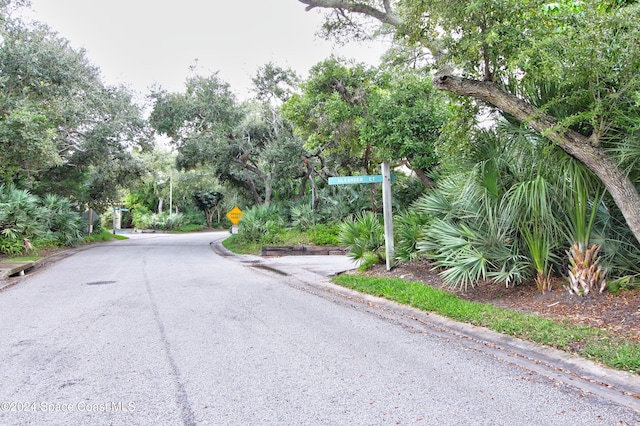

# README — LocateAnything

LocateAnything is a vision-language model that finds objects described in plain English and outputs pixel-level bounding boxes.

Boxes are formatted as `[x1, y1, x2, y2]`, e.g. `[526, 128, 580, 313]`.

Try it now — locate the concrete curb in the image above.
[212, 238, 640, 413]
[0, 245, 95, 290]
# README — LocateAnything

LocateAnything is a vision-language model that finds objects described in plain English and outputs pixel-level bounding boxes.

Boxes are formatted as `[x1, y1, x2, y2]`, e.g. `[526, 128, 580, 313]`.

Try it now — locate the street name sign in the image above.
[329, 175, 383, 185]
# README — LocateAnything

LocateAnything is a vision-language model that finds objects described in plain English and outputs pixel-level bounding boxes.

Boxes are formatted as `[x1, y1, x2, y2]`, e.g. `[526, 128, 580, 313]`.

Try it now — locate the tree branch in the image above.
[433, 74, 640, 244]
[298, 0, 402, 26]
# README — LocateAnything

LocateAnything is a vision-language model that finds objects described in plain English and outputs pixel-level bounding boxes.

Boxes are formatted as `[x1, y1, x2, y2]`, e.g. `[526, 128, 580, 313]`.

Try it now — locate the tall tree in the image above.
[150, 71, 308, 206]
[282, 57, 380, 175]
[0, 5, 148, 208]
[295, 0, 640, 245]
[283, 58, 448, 185]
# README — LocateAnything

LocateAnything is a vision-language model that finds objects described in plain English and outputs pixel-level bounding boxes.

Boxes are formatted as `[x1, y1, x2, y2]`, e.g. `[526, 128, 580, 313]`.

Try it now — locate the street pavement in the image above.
[0, 231, 638, 425]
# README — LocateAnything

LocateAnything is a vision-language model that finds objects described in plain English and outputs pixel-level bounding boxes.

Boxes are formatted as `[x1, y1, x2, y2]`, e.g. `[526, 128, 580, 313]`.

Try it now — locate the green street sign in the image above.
[329, 175, 383, 185]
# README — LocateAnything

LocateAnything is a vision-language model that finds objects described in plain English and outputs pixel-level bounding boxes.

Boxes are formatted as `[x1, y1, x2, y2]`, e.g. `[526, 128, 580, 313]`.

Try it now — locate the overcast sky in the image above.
[24, 0, 387, 100]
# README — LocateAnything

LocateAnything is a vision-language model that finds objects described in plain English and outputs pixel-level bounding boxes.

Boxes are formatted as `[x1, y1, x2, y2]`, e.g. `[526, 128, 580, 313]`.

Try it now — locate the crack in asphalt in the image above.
[142, 256, 197, 426]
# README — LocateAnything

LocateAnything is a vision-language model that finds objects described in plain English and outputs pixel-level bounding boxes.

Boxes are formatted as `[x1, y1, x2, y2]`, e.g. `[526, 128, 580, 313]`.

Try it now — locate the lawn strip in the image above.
[333, 274, 640, 374]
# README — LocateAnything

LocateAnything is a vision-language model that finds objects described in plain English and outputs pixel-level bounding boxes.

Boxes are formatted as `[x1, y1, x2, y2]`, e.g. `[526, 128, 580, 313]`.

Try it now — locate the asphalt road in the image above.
[0, 232, 638, 425]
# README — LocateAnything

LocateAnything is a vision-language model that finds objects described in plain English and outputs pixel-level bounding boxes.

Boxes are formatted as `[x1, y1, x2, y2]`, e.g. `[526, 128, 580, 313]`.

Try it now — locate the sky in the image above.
[24, 0, 388, 100]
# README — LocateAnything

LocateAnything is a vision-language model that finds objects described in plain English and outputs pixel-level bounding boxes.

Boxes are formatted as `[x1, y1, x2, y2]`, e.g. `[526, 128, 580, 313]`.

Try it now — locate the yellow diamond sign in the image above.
[226, 206, 243, 225]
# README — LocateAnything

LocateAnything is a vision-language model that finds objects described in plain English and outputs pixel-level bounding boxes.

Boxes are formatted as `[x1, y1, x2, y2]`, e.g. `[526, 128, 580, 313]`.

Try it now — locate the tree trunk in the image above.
[434, 75, 640, 246]
[412, 167, 434, 189]
[205, 209, 213, 228]
[297, 0, 640, 245]
[242, 167, 263, 204]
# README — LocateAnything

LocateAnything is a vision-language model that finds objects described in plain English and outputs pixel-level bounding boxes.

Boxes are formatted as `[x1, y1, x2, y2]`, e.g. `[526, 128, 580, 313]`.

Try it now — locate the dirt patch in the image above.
[364, 258, 640, 343]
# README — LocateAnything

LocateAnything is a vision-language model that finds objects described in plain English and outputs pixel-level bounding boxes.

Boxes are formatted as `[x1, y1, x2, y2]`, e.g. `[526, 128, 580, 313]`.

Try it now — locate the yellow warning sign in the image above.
[226, 206, 243, 225]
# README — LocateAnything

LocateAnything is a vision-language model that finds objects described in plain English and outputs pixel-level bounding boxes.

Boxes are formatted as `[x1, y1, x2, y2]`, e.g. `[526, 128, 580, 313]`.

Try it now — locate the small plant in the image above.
[308, 223, 340, 246]
[291, 203, 315, 231]
[237, 204, 285, 245]
[566, 243, 607, 295]
[338, 211, 385, 267]
[394, 210, 429, 262]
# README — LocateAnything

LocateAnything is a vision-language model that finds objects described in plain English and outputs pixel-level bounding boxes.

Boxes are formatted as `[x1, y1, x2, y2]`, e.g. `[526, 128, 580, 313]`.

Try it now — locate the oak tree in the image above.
[296, 0, 640, 245]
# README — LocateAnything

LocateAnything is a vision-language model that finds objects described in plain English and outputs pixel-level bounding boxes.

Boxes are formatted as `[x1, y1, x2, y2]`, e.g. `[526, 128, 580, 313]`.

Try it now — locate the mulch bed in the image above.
[364, 258, 640, 343]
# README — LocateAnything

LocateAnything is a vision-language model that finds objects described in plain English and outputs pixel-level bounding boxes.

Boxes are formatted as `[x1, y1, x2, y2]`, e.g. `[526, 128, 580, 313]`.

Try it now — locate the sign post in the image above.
[381, 162, 395, 271]
[226, 206, 243, 234]
[329, 167, 395, 271]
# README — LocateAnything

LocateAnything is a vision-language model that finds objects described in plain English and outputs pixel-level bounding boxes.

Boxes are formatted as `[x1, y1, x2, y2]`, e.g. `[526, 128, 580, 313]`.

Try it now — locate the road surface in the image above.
[0, 232, 638, 425]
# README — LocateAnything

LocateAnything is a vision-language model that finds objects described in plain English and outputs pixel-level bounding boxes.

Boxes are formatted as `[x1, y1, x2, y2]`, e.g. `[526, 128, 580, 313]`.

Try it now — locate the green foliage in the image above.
[236, 204, 286, 245]
[394, 210, 429, 263]
[0, 184, 43, 242]
[316, 185, 375, 222]
[283, 59, 451, 187]
[0, 10, 148, 203]
[150, 72, 310, 206]
[40, 193, 84, 246]
[414, 165, 530, 290]
[308, 223, 340, 246]
[504, 175, 559, 292]
[361, 70, 448, 177]
[391, 174, 428, 211]
[134, 212, 185, 231]
[193, 190, 224, 228]
[607, 275, 640, 295]
[338, 211, 385, 266]
[290, 202, 315, 232]
[84, 229, 124, 243]
[0, 184, 84, 255]
[173, 224, 206, 233]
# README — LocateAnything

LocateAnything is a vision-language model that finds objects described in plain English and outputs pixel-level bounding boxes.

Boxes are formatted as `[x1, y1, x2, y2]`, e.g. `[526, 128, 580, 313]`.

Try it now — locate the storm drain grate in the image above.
[84, 280, 116, 286]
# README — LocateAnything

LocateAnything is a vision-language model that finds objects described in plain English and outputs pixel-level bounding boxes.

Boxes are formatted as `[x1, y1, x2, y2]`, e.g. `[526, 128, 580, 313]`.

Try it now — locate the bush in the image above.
[0, 185, 84, 255]
[134, 212, 186, 231]
[237, 204, 285, 245]
[291, 203, 315, 231]
[338, 211, 385, 266]
[40, 194, 84, 246]
[309, 223, 340, 245]
[394, 210, 429, 262]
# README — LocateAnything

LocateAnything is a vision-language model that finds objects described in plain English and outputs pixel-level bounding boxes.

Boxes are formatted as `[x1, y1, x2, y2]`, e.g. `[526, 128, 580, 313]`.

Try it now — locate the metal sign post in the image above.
[381, 162, 395, 271]
[226, 206, 243, 234]
[328, 166, 395, 271]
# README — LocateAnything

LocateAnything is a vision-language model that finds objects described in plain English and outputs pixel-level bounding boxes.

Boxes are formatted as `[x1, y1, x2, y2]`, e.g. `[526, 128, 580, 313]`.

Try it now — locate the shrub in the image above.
[134, 212, 185, 231]
[309, 223, 340, 245]
[237, 204, 285, 245]
[338, 211, 385, 266]
[291, 203, 315, 231]
[0, 185, 85, 255]
[394, 210, 429, 263]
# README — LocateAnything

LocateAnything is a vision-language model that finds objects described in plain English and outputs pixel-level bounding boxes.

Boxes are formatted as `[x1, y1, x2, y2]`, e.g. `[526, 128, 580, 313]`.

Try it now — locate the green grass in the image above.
[223, 227, 342, 255]
[84, 230, 129, 243]
[333, 274, 640, 374]
[4, 256, 39, 262]
[222, 234, 262, 255]
[172, 224, 207, 233]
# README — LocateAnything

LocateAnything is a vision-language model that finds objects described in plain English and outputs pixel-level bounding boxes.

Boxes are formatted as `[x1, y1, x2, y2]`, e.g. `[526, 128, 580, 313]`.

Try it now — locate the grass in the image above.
[172, 224, 207, 233]
[84, 230, 128, 243]
[333, 274, 640, 374]
[4, 256, 39, 262]
[222, 227, 341, 255]
[222, 234, 261, 254]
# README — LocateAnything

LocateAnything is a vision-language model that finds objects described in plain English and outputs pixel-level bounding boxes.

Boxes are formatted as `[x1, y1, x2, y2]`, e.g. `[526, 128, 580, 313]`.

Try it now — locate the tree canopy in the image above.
[295, 0, 640, 245]
[0, 6, 149, 209]
[283, 57, 450, 185]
